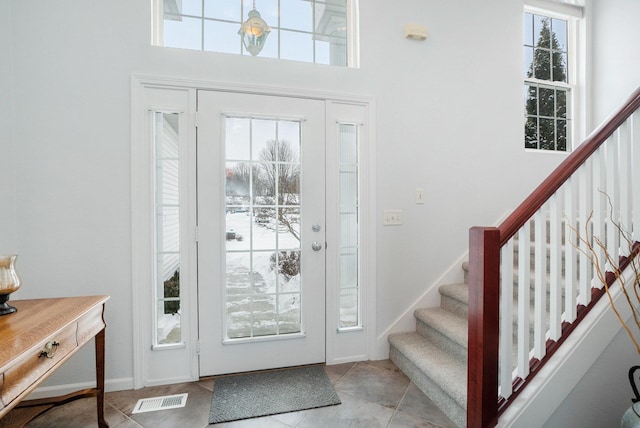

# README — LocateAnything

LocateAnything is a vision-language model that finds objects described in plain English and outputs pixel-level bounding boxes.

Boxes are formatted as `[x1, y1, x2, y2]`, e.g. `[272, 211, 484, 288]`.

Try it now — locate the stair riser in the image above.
[440, 294, 468, 318]
[415, 319, 467, 361]
[390, 346, 466, 428]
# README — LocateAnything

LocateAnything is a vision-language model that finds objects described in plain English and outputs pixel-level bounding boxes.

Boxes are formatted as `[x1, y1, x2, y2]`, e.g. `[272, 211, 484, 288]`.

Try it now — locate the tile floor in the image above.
[21, 360, 457, 428]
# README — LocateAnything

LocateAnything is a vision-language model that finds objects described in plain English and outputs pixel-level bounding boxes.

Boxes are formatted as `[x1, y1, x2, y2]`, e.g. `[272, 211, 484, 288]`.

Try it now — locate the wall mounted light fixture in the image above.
[404, 24, 428, 41]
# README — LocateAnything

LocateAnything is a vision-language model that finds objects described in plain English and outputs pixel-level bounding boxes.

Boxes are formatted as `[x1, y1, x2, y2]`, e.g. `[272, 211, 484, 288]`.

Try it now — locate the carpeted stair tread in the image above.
[439, 283, 469, 304]
[388, 332, 467, 405]
[462, 261, 469, 283]
[439, 283, 469, 318]
[388, 332, 466, 427]
[414, 307, 468, 353]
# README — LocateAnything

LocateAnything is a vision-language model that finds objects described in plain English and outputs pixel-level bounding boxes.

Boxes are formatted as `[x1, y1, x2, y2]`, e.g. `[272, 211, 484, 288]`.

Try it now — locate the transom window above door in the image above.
[153, 0, 359, 67]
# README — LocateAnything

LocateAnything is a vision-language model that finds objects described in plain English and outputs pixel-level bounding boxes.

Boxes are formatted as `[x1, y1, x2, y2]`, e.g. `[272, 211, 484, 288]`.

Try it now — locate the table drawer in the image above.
[1, 322, 78, 406]
[76, 305, 105, 346]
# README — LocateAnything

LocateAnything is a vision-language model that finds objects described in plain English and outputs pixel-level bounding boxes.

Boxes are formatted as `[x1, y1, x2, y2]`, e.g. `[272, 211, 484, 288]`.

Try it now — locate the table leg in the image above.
[95, 328, 108, 428]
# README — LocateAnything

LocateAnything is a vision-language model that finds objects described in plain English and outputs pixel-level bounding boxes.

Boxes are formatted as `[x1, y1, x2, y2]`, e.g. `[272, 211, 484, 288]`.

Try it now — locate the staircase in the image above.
[388, 254, 552, 428]
[389, 87, 640, 428]
[389, 279, 469, 428]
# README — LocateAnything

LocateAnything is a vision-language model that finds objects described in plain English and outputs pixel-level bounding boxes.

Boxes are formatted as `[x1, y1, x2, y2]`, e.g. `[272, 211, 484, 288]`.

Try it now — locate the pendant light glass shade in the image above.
[239, 7, 271, 56]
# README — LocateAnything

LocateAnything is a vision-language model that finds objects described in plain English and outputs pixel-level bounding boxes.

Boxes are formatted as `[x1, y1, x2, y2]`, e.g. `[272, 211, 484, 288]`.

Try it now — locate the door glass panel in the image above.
[154, 112, 182, 345]
[225, 117, 302, 339]
[251, 119, 276, 159]
[278, 120, 301, 163]
[338, 123, 359, 328]
[226, 118, 251, 160]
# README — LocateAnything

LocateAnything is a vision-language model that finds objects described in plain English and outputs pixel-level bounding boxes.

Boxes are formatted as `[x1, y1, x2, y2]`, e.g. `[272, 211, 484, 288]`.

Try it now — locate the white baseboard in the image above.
[327, 354, 369, 365]
[372, 251, 468, 360]
[141, 375, 198, 388]
[26, 377, 135, 400]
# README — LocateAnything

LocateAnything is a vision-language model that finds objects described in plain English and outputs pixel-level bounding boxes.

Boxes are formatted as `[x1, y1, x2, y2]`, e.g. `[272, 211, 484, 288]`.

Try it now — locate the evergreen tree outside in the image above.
[524, 14, 569, 151]
[163, 269, 180, 315]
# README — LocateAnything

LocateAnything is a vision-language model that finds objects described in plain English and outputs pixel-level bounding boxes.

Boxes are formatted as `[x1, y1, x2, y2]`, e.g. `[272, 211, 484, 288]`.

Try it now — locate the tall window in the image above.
[524, 11, 573, 151]
[154, 112, 182, 345]
[154, 0, 358, 67]
[338, 123, 360, 328]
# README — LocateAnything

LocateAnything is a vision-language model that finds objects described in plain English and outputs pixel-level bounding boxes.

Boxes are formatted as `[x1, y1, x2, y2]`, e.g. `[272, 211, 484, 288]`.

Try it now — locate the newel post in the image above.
[467, 227, 500, 428]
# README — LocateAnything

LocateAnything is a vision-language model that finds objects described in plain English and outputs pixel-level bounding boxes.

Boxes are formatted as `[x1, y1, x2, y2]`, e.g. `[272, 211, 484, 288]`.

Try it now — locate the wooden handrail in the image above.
[467, 86, 640, 428]
[499, 87, 640, 245]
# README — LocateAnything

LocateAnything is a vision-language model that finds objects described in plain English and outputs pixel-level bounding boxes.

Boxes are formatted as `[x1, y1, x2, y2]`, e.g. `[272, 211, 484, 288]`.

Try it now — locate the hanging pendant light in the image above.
[239, 0, 271, 56]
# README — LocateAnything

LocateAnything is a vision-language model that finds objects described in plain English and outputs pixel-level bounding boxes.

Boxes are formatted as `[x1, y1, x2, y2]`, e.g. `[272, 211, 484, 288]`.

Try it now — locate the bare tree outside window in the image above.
[257, 139, 300, 241]
[231, 139, 300, 242]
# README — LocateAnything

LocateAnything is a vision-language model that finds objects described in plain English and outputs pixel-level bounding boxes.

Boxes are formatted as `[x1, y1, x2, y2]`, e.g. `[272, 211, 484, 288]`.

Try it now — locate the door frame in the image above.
[131, 75, 377, 387]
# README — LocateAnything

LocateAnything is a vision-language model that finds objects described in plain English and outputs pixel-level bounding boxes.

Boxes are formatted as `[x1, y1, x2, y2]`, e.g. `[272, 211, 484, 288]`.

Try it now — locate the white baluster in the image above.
[619, 120, 632, 253]
[534, 208, 547, 360]
[593, 149, 605, 288]
[517, 223, 531, 379]
[632, 112, 640, 242]
[550, 193, 562, 341]
[606, 133, 620, 265]
[579, 161, 593, 304]
[500, 239, 514, 398]
[564, 176, 577, 322]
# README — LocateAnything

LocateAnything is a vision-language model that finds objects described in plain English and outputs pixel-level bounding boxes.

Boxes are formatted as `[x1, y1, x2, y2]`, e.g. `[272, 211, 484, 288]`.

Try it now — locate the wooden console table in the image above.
[0, 296, 109, 427]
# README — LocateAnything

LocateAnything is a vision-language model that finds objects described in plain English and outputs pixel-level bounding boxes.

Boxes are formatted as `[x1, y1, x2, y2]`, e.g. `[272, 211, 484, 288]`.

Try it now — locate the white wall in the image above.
[590, 0, 640, 125]
[542, 325, 638, 428]
[364, 0, 569, 342]
[6, 0, 569, 389]
[0, 0, 16, 255]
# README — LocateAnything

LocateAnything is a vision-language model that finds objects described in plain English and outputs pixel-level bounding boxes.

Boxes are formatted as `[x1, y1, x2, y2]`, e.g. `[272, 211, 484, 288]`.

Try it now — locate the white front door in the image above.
[197, 91, 326, 376]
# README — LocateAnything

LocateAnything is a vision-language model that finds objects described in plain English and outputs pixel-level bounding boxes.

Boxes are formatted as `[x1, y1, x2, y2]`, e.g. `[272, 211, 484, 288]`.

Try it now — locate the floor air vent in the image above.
[132, 393, 188, 414]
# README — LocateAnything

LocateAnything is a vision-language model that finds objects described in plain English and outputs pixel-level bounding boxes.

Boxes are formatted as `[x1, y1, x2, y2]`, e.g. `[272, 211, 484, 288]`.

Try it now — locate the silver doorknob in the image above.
[312, 242, 323, 251]
[312, 224, 321, 232]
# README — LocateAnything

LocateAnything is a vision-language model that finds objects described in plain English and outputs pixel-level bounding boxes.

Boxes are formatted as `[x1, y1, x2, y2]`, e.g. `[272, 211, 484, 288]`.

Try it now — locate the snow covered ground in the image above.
[157, 210, 358, 343]
[224, 211, 302, 338]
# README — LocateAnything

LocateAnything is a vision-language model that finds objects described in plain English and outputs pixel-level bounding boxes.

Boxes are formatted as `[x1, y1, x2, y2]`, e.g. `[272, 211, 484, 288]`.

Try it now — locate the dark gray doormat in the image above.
[209, 365, 341, 424]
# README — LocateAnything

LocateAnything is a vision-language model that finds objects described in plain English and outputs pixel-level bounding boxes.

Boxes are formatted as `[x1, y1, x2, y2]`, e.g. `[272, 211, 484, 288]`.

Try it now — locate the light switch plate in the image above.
[383, 210, 403, 225]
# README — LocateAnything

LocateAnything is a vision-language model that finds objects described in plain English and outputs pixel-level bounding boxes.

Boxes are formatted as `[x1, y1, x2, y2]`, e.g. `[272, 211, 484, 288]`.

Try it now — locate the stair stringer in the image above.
[498, 269, 636, 427]
[372, 251, 468, 360]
